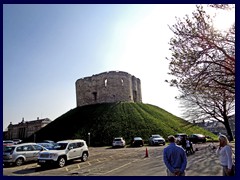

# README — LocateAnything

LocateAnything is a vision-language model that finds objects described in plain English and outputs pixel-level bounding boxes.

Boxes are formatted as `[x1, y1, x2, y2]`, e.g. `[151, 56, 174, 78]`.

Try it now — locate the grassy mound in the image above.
[26, 102, 217, 146]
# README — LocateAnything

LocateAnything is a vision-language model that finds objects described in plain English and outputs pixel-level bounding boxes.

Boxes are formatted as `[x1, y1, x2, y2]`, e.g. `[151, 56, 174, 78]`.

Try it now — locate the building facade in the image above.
[4, 118, 51, 140]
[76, 71, 142, 107]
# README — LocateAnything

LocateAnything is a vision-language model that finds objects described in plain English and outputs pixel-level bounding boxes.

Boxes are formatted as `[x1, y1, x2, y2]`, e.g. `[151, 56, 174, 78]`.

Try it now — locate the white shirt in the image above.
[216, 145, 233, 169]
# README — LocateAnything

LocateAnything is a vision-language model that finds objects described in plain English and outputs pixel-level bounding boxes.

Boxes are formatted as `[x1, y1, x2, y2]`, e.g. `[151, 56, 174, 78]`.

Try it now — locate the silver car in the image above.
[149, 134, 166, 146]
[3, 142, 48, 166]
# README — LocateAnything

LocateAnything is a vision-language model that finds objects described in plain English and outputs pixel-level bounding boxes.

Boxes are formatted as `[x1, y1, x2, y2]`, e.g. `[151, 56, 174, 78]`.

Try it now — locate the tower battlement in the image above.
[75, 71, 142, 107]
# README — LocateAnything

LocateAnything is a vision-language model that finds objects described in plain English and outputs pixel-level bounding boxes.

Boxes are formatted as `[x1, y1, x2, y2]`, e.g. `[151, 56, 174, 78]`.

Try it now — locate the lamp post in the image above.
[88, 132, 90, 146]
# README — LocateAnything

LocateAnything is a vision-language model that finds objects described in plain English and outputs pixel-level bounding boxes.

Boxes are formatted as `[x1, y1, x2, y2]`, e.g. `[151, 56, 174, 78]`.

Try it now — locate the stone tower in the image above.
[75, 71, 142, 107]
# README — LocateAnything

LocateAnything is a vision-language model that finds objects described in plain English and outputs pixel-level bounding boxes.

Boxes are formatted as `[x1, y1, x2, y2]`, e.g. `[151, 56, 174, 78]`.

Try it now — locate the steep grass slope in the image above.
[27, 102, 217, 146]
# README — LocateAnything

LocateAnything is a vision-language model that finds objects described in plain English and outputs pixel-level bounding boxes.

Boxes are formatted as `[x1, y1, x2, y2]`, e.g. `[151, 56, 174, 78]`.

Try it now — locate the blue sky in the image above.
[3, 4, 235, 131]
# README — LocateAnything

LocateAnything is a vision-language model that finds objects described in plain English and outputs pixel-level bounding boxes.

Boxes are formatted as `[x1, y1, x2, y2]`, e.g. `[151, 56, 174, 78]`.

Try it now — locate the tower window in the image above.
[92, 92, 97, 101]
[104, 79, 108, 87]
[121, 79, 124, 86]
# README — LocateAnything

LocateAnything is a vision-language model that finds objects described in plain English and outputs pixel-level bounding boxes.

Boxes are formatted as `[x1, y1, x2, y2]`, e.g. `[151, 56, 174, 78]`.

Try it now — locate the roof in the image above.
[57, 139, 85, 143]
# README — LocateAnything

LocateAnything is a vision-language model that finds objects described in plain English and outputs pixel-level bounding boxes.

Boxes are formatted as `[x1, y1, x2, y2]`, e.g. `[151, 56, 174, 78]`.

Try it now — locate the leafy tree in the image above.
[166, 4, 235, 140]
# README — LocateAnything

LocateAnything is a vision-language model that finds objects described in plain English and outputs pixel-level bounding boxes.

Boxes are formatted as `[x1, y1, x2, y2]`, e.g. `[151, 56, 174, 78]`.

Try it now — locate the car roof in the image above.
[57, 139, 85, 143]
[133, 137, 142, 140]
[192, 134, 205, 136]
[152, 134, 161, 136]
[9, 142, 39, 147]
[3, 140, 14, 143]
[37, 142, 54, 145]
[175, 133, 187, 136]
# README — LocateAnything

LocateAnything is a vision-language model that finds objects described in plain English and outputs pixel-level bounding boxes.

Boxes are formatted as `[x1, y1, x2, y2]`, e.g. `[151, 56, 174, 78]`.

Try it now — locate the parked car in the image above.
[188, 134, 207, 144]
[131, 137, 144, 147]
[43, 140, 55, 144]
[3, 140, 14, 147]
[12, 139, 22, 145]
[3, 143, 48, 166]
[149, 134, 165, 146]
[174, 133, 188, 145]
[112, 137, 126, 148]
[38, 139, 89, 168]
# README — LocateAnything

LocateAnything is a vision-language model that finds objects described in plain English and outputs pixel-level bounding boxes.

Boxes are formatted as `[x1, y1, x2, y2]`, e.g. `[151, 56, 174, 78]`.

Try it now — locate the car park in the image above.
[112, 137, 126, 148]
[38, 139, 89, 168]
[149, 134, 165, 146]
[3, 143, 48, 166]
[188, 134, 207, 144]
[131, 137, 144, 147]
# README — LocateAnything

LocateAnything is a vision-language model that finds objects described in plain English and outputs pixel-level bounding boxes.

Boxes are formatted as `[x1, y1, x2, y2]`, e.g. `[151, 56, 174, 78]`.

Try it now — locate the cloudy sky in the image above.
[3, 4, 235, 131]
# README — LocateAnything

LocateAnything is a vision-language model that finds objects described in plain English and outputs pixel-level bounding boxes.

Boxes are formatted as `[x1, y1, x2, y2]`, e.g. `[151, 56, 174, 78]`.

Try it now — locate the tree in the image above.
[165, 4, 235, 140]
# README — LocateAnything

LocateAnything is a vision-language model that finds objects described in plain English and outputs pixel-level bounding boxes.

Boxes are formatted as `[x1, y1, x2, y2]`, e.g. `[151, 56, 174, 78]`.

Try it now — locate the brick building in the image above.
[4, 117, 51, 140]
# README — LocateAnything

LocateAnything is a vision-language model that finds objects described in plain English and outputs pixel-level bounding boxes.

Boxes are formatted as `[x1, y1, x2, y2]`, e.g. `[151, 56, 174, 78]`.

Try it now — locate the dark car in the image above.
[43, 140, 55, 144]
[131, 137, 144, 147]
[174, 133, 188, 145]
[12, 139, 22, 145]
[188, 134, 206, 144]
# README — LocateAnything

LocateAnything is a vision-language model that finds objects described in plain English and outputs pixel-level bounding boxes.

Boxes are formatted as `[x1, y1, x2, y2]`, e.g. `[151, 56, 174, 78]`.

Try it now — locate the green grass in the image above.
[26, 102, 218, 146]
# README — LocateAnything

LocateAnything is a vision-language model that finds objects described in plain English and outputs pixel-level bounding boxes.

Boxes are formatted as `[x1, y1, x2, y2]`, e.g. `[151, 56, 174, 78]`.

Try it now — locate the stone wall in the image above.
[5, 118, 51, 140]
[75, 71, 142, 107]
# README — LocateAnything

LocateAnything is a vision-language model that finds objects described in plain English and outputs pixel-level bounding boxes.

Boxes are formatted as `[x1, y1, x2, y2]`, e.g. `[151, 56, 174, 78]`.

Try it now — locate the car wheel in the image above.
[57, 157, 66, 168]
[81, 152, 88, 162]
[15, 157, 24, 166]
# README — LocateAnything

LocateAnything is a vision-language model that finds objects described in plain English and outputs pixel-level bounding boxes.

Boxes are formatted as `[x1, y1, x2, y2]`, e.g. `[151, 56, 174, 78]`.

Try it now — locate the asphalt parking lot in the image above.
[3, 142, 235, 176]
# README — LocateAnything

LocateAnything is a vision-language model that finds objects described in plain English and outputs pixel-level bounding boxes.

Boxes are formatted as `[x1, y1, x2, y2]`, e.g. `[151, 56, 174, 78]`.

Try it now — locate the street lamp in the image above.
[88, 132, 90, 146]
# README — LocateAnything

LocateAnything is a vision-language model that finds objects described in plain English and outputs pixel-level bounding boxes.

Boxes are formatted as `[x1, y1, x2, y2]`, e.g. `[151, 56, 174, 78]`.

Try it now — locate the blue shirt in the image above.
[163, 143, 187, 173]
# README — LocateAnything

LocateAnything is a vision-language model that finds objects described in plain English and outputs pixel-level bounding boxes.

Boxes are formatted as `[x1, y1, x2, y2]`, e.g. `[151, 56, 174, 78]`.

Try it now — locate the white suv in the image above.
[112, 137, 126, 148]
[38, 139, 89, 168]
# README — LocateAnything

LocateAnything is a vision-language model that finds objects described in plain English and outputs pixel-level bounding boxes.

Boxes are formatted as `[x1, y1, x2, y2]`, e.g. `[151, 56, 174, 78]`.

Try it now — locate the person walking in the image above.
[163, 135, 187, 176]
[186, 138, 194, 155]
[216, 134, 234, 176]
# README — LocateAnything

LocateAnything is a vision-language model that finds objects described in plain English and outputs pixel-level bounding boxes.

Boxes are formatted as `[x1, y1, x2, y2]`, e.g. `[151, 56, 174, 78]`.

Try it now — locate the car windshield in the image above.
[114, 138, 122, 141]
[3, 146, 15, 153]
[53, 143, 68, 150]
[152, 135, 161, 138]
[195, 134, 205, 137]
[38, 143, 54, 149]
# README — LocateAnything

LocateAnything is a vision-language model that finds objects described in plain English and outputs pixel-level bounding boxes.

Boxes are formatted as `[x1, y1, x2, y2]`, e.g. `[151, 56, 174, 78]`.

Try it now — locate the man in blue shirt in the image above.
[163, 135, 187, 176]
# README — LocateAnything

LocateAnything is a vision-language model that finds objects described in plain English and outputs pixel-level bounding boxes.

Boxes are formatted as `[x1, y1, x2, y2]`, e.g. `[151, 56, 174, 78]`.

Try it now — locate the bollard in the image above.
[145, 147, 149, 158]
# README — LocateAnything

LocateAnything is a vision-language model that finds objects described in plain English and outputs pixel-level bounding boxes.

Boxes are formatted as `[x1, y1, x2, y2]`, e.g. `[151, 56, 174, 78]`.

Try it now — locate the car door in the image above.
[32, 144, 45, 161]
[67, 143, 78, 159]
[75, 142, 84, 158]
[19, 145, 34, 162]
